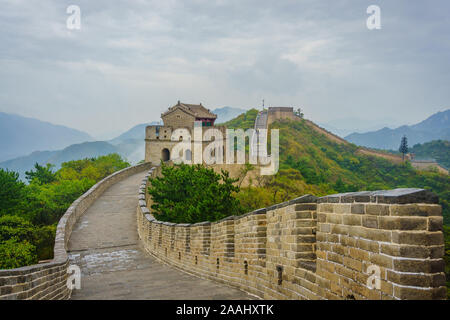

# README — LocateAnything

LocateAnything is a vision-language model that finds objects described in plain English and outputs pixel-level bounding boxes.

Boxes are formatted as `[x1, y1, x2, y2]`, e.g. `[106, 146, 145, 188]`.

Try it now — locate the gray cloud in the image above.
[0, 0, 449, 137]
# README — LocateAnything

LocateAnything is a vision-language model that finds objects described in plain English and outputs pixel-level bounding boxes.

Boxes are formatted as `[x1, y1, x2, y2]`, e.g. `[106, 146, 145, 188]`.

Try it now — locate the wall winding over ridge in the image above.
[138, 165, 447, 300]
[0, 162, 152, 300]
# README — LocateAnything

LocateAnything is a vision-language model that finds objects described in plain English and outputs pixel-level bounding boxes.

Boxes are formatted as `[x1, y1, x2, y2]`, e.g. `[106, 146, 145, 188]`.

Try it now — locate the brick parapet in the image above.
[138, 166, 446, 300]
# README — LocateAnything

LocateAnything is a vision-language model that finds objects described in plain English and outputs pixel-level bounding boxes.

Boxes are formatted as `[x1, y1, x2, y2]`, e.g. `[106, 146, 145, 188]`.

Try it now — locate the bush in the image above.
[0, 238, 37, 269]
[148, 163, 242, 223]
[0, 215, 35, 243]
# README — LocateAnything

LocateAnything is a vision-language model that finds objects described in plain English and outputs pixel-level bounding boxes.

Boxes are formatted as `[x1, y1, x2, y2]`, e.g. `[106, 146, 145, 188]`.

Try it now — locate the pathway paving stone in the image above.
[68, 171, 253, 300]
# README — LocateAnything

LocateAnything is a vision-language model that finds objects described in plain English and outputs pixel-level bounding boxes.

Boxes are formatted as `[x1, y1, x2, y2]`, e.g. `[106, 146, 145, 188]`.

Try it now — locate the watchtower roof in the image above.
[162, 101, 217, 119]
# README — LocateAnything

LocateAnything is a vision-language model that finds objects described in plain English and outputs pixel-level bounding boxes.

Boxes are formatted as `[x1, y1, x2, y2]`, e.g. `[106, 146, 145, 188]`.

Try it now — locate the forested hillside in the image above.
[410, 140, 450, 169]
[224, 110, 450, 224]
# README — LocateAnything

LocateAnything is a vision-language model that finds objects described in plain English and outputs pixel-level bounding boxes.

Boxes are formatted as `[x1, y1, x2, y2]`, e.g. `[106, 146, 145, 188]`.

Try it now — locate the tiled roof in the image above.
[162, 101, 217, 119]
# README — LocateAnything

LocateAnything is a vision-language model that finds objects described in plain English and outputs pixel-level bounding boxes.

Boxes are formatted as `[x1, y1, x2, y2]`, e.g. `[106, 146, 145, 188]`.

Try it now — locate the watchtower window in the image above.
[162, 148, 170, 161]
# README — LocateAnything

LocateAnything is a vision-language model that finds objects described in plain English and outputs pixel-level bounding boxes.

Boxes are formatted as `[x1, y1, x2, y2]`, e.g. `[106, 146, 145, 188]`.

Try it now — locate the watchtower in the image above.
[145, 101, 226, 164]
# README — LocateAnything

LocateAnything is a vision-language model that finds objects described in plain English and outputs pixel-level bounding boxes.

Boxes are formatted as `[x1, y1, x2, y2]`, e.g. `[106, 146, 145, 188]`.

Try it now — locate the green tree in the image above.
[399, 135, 409, 161]
[0, 169, 24, 216]
[0, 238, 37, 269]
[148, 163, 242, 223]
[25, 163, 57, 185]
[0, 215, 35, 243]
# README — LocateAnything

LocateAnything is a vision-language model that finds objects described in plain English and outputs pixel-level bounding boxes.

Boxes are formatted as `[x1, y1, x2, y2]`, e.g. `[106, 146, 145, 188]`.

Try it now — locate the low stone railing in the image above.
[138, 165, 447, 300]
[0, 162, 153, 300]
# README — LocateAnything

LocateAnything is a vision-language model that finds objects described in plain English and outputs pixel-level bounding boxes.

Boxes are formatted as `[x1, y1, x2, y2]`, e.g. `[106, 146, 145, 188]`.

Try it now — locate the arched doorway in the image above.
[162, 148, 170, 161]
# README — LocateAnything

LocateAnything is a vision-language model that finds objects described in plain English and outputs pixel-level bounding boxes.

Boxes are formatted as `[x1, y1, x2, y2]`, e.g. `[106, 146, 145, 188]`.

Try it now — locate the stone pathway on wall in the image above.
[68, 171, 253, 300]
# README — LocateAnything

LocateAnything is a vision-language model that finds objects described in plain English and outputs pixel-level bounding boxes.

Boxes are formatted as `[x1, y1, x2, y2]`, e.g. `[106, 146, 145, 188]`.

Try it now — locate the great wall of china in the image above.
[137, 165, 446, 300]
[0, 105, 447, 300]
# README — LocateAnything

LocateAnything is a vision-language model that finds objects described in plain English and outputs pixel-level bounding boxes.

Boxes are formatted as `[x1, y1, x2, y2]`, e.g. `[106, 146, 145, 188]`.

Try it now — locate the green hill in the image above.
[226, 109, 450, 224]
[410, 140, 450, 169]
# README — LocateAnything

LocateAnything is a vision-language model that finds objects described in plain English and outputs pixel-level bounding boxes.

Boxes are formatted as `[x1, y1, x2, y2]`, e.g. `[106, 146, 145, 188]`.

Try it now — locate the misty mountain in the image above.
[109, 122, 159, 145]
[0, 140, 140, 181]
[0, 112, 93, 162]
[212, 107, 247, 124]
[318, 117, 398, 137]
[345, 109, 450, 150]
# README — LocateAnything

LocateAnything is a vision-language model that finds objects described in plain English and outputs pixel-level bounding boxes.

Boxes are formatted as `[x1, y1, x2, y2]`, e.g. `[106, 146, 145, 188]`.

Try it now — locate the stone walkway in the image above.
[68, 171, 253, 300]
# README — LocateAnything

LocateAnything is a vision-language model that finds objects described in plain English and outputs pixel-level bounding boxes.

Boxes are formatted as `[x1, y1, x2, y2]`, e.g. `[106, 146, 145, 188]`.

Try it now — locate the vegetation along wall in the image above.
[138, 166, 446, 300]
[0, 162, 153, 300]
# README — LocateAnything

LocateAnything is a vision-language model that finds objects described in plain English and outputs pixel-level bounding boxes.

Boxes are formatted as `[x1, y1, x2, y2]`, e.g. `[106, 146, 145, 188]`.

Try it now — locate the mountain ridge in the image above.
[345, 109, 450, 150]
[0, 112, 93, 162]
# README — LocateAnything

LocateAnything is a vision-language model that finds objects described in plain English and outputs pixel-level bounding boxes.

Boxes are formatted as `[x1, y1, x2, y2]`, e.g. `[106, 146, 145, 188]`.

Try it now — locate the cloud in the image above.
[0, 0, 449, 138]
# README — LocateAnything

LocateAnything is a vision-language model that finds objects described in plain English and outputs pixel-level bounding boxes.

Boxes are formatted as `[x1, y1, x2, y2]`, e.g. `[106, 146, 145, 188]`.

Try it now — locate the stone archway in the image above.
[162, 148, 170, 161]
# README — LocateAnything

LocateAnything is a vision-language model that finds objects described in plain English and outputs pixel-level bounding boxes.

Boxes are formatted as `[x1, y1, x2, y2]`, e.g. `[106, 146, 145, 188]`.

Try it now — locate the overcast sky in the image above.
[0, 0, 449, 138]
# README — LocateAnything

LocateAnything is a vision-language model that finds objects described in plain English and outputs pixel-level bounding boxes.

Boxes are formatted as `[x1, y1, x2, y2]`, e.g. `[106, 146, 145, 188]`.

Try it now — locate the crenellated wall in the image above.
[138, 166, 447, 300]
[0, 162, 153, 300]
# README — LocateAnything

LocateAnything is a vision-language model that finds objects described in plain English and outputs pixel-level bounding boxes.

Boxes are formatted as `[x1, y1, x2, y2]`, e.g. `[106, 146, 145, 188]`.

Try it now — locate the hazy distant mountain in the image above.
[212, 107, 247, 124]
[0, 112, 93, 162]
[0, 141, 120, 180]
[0, 119, 163, 180]
[109, 122, 159, 145]
[345, 109, 450, 150]
[318, 117, 398, 137]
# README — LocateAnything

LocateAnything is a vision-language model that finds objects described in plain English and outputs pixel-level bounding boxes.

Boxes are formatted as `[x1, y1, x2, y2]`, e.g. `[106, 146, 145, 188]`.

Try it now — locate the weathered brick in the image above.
[342, 214, 362, 226]
[393, 285, 446, 300]
[380, 243, 429, 259]
[393, 258, 444, 274]
[369, 253, 393, 269]
[318, 203, 333, 213]
[317, 213, 327, 223]
[356, 238, 379, 253]
[387, 270, 446, 287]
[348, 247, 369, 261]
[334, 204, 352, 214]
[365, 228, 391, 242]
[343, 257, 363, 272]
[428, 217, 443, 231]
[331, 224, 348, 235]
[295, 204, 317, 211]
[390, 204, 442, 217]
[351, 204, 365, 214]
[378, 216, 427, 231]
[365, 204, 390, 216]
[327, 252, 343, 264]
[327, 214, 342, 224]
[362, 216, 378, 229]
[391, 231, 443, 246]
[318, 223, 331, 233]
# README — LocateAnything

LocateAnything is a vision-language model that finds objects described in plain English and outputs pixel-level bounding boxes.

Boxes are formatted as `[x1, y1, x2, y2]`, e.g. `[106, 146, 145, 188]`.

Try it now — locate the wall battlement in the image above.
[138, 166, 447, 300]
